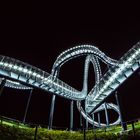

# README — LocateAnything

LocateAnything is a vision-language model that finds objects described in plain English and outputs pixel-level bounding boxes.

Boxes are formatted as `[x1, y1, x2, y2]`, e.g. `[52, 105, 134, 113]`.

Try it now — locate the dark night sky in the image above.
[0, 2, 140, 129]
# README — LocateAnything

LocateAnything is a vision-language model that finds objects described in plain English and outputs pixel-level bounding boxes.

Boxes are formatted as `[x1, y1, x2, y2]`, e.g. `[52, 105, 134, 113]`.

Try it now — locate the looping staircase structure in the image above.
[0, 41, 140, 128]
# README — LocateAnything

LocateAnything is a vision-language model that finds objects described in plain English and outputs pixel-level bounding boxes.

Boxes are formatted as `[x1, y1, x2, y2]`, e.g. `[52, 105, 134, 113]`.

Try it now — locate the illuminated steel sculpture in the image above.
[0, 41, 140, 130]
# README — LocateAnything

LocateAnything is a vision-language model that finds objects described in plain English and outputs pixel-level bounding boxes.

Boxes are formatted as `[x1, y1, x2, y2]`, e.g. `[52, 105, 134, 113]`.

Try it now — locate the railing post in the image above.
[0, 116, 3, 125]
[23, 89, 33, 123]
[132, 121, 135, 136]
[34, 125, 38, 140]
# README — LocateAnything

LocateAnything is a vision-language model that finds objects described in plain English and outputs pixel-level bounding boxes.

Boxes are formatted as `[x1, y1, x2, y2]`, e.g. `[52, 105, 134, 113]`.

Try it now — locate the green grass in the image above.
[1, 118, 140, 140]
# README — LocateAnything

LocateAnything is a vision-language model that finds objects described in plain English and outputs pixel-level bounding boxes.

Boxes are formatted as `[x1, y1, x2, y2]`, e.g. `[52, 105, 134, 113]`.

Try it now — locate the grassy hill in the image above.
[0, 118, 140, 140]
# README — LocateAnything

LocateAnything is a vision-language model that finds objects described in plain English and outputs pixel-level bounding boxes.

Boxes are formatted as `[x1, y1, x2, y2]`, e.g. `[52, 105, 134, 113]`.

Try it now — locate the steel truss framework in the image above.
[0, 41, 140, 130]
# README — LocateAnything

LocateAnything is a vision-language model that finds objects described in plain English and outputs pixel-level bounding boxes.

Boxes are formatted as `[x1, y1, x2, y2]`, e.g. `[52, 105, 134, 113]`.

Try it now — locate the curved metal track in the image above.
[0, 42, 140, 127]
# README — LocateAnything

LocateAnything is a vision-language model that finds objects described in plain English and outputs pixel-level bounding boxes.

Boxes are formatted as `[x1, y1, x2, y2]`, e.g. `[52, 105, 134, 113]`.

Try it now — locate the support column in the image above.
[86, 111, 88, 130]
[70, 100, 74, 131]
[83, 115, 86, 140]
[48, 95, 56, 129]
[92, 113, 95, 130]
[104, 102, 109, 127]
[80, 109, 82, 129]
[98, 113, 101, 127]
[23, 89, 33, 123]
[115, 91, 127, 131]
[0, 78, 6, 96]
